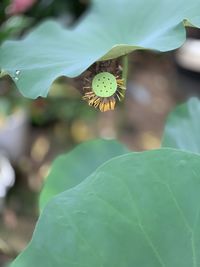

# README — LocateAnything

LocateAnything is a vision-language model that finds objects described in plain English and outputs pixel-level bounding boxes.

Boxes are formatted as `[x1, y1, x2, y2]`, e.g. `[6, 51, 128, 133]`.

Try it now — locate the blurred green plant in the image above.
[0, 0, 88, 43]
[0, 16, 32, 43]
[0, 98, 11, 116]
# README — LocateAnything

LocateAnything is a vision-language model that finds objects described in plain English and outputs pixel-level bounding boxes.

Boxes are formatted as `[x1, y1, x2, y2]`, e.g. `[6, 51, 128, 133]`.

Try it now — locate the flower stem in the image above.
[122, 55, 129, 87]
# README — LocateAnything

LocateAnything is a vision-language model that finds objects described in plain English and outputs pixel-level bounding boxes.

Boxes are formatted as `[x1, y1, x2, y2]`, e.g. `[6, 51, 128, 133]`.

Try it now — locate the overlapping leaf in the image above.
[162, 98, 200, 153]
[12, 149, 200, 267]
[40, 139, 128, 210]
[0, 0, 200, 98]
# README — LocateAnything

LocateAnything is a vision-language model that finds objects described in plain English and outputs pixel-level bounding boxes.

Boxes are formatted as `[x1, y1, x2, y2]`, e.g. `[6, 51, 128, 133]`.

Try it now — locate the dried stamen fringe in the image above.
[83, 78, 126, 112]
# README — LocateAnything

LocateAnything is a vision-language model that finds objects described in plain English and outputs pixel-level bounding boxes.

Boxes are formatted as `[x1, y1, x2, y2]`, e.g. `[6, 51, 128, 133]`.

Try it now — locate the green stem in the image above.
[122, 54, 129, 87]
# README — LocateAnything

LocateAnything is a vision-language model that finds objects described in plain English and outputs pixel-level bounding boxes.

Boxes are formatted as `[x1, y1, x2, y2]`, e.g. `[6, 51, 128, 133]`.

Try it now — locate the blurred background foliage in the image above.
[0, 1, 200, 266]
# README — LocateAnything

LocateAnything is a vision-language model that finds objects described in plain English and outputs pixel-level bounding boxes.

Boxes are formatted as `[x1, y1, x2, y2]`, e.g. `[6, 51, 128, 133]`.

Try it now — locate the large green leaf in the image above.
[12, 149, 200, 267]
[162, 98, 200, 153]
[40, 139, 128, 210]
[0, 0, 200, 98]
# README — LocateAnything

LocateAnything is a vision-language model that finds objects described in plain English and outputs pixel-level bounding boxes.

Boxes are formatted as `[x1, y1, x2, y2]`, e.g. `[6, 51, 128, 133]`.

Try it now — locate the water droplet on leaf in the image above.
[14, 70, 21, 81]
[15, 70, 21, 75]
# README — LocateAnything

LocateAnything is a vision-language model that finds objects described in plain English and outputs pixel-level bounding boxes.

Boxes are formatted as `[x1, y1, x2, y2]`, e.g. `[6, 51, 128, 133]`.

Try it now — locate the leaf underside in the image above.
[12, 149, 200, 267]
[0, 0, 200, 98]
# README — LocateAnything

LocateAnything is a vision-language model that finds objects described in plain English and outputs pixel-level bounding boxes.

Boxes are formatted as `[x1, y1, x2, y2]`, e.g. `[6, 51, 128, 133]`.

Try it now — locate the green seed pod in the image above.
[92, 72, 118, 97]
